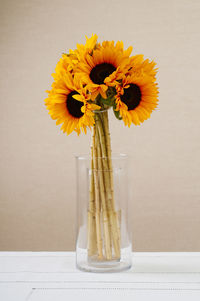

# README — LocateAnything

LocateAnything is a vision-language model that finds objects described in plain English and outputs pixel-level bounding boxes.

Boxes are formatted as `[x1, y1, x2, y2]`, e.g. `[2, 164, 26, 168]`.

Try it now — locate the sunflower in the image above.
[76, 34, 99, 55]
[128, 55, 158, 79]
[45, 74, 100, 135]
[115, 73, 159, 127]
[52, 34, 99, 82]
[52, 54, 74, 82]
[75, 41, 133, 100]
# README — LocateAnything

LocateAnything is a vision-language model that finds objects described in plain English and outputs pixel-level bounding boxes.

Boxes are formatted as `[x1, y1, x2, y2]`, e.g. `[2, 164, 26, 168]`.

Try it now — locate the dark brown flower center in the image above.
[66, 91, 84, 118]
[121, 84, 142, 110]
[90, 63, 116, 85]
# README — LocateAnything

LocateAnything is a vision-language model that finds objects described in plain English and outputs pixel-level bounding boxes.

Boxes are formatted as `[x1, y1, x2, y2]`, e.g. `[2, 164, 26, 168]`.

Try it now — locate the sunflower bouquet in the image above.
[45, 34, 158, 264]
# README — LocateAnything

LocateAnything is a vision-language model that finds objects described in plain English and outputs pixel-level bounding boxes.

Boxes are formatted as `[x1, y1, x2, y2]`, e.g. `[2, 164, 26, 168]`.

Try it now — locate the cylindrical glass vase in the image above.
[76, 154, 132, 272]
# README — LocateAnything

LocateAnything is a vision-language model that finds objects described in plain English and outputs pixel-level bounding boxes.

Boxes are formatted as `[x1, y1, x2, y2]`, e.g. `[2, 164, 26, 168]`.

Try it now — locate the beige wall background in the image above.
[0, 0, 200, 251]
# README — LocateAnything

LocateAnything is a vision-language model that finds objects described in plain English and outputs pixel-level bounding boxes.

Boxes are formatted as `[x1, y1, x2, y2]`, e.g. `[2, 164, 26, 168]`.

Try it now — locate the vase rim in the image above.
[93, 108, 109, 113]
[75, 153, 128, 160]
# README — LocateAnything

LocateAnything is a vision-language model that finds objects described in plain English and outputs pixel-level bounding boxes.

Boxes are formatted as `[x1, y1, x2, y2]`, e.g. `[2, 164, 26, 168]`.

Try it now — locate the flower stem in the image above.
[88, 109, 121, 260]
[92, 125, 103, 259]
[87, 132, 97, 256]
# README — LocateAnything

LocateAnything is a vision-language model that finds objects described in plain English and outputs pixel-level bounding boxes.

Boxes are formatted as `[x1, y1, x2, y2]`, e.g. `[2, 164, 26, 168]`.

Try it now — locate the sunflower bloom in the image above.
[128, 55, 158, 79]
[115, 73, 159, 127]
[75, 41, 133, 100]
[76, 34, 99, 55]
[45, 74, 100, 135]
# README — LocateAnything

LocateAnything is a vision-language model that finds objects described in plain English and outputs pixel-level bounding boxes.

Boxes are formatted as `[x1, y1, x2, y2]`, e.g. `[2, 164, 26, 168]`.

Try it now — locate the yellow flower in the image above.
[45, 74, 100, 135]
[76, 34, 99, 55]
[75, 41, 133, 100]
[52, 54, 74, 81]
[45, 34, 159, 133]
[115, 73, 159, 127]
[128, 55, 158, 79]
[52, 34, 99, 81]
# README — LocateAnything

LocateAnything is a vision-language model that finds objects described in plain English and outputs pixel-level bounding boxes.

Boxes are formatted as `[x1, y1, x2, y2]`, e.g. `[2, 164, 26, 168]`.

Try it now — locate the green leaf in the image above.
[113, 108, 122, 120]
[101, 97, 113, 106]
[106, 87, 116, 97]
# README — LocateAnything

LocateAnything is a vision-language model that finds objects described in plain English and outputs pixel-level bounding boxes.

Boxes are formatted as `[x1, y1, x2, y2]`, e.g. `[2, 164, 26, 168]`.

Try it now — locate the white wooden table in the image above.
[1, 252, 200, 300]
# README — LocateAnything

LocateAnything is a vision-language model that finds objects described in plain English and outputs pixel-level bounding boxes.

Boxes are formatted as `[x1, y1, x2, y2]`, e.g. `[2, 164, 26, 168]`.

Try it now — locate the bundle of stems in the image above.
[87, 109, 121, 261]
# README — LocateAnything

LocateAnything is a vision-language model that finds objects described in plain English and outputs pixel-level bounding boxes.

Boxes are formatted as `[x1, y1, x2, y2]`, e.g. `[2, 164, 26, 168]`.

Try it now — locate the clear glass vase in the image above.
[76, 153, 132, 272]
